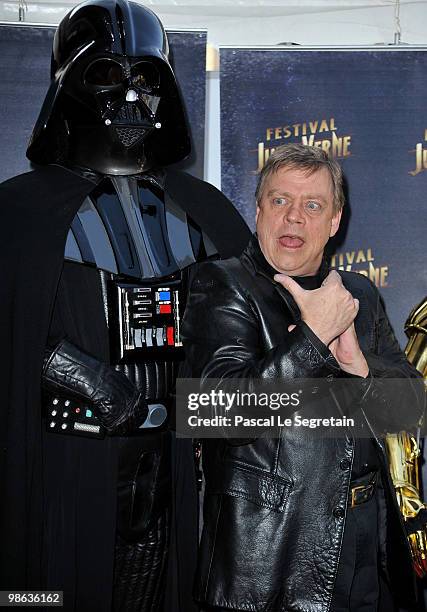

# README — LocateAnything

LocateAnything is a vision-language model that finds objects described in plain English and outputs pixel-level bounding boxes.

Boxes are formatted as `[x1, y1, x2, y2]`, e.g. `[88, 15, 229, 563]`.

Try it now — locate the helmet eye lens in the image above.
[132, 62, 160, 91]
[85, 59, 123, 86]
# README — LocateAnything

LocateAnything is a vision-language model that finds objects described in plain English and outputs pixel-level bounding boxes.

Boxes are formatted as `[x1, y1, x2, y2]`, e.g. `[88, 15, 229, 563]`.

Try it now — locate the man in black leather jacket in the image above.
[182, 144, 424, 612]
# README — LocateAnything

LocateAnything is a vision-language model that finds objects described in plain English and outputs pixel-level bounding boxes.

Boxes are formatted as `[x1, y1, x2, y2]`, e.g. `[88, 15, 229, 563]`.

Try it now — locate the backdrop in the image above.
[220, 47, 427, 348]
[0, 23, 207, 181]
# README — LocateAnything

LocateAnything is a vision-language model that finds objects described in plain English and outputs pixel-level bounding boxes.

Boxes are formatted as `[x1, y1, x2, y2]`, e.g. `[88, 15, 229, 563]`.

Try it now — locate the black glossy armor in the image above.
[27, 0, 190, 173]
[0, 2, 251, 611]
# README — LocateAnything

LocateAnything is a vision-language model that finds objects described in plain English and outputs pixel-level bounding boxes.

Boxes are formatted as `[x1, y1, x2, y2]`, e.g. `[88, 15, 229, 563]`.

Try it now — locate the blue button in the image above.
[159, 291, 170, 301]
[86, 409, 93, 418]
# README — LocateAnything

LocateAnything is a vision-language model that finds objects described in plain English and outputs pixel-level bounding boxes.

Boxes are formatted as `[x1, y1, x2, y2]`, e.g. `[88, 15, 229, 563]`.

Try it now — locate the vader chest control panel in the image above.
[109, 275, 183, 362]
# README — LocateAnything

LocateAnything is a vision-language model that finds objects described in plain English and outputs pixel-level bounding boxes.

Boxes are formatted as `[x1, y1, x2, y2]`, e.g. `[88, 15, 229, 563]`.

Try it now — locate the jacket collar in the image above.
[242, 233, 329, 284]
[241, 233, 330, 322]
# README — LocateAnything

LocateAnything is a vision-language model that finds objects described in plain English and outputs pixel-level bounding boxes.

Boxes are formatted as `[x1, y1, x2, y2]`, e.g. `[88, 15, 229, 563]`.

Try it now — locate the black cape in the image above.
[0, 165, 250, 609]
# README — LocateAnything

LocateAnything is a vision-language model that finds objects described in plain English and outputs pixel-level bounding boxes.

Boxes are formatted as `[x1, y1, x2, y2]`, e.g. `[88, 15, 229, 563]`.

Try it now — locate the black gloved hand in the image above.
[43, 339, 148, 436]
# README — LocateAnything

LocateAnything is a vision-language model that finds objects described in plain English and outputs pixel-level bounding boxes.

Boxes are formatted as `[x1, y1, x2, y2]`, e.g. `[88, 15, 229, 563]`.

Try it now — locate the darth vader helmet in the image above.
[27, 0, 191, 174]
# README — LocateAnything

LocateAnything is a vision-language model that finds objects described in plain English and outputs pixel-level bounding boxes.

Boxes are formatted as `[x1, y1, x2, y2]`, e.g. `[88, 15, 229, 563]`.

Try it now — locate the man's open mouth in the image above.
[278, 235, 305, 248]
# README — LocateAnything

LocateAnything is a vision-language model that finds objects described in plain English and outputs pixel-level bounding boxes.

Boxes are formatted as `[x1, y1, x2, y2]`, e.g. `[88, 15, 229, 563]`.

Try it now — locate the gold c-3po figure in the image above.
[386, 297, 427, 578]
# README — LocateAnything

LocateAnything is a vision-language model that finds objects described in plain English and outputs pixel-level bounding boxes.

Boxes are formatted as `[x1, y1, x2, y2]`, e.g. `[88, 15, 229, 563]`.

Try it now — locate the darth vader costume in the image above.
[0, 2, 250, 610]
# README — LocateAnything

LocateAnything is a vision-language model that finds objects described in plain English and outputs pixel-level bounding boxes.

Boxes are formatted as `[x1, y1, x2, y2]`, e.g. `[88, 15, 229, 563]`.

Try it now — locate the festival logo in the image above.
[255, 117, 352, 172]
[409, 129, 427, 176]
[330, 247, 389, 288]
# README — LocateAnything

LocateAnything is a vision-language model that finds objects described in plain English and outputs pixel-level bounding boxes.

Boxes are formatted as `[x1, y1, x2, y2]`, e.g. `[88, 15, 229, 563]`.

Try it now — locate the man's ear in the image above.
[255, 204, 260, 224]
[329, 209, 342, 238]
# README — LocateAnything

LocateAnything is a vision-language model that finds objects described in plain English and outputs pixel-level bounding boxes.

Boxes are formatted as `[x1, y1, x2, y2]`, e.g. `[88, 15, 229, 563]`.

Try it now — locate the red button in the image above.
[167, 327, 174, 346]
[159, 304, 172, 314]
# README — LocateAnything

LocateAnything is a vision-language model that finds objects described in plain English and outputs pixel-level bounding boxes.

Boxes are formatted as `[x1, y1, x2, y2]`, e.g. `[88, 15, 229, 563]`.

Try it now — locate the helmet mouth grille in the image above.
[115, 126, 147, 147]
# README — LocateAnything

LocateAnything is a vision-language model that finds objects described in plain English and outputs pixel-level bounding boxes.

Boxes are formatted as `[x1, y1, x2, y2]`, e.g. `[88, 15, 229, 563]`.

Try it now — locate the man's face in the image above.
[256, 165, 342, 276]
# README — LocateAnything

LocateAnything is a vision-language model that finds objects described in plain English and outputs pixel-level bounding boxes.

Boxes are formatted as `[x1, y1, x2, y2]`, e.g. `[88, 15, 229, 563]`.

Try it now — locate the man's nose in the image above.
[283, 202, 304, 224]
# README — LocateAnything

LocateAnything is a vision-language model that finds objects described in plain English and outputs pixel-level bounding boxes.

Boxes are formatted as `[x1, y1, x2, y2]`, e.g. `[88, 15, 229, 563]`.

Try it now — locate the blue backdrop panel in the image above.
[0, 24, 206, 181]
[220, 47, 427, 347]
[168, 30, 206, 178]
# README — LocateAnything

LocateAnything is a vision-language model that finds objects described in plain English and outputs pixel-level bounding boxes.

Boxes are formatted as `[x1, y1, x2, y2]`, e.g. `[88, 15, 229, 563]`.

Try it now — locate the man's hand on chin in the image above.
[329, 323, 369, 378]
[276, 270, 369, 377]
[275, 270, 359, 346]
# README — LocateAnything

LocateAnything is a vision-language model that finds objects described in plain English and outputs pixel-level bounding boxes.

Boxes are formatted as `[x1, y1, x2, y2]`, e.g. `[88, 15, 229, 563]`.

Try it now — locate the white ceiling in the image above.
[2, 0, 426, 23]
[1, 0, 426, 48]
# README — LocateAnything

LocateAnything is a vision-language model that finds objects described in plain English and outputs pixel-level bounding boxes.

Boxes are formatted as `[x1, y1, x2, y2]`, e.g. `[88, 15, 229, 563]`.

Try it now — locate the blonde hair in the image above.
[255, 143, 345, 213]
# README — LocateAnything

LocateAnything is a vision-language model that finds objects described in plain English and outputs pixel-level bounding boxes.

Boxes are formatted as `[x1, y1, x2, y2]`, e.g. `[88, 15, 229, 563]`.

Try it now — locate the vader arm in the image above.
[43, 339, 149, 435]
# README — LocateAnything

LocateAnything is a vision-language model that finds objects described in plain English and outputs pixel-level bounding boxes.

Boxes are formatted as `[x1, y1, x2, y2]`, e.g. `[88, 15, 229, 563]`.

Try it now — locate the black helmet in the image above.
[27, 0, 191, 174]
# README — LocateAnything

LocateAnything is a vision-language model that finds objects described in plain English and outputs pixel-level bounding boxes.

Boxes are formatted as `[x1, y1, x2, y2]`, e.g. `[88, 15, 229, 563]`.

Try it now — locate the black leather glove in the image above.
[42, 339, 148, 436]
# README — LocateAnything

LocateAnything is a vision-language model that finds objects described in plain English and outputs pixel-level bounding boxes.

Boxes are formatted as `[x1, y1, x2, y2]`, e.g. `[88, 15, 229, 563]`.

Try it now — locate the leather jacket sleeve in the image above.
[356, 284, 425, 436]
[43, 339, 149, 435]
[182, 260, 340, 419]
[365, 287, 418, 377]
